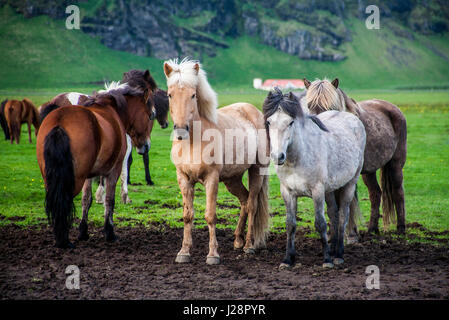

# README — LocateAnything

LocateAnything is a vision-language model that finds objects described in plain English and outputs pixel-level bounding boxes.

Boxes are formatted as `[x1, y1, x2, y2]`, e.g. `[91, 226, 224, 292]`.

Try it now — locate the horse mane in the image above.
[263, 87, 328, 132]
[39, 103, 61, 122]
[82, 81, 144, 116]
[164, 58, 218, 124]
[306, 79, 361, 115]
[122, 69, 157, 92]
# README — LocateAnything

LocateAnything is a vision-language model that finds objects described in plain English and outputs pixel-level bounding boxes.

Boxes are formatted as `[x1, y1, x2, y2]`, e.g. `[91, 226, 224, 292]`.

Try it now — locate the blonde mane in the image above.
[164, 58, 218, 124]
[306, 79, 361, 115]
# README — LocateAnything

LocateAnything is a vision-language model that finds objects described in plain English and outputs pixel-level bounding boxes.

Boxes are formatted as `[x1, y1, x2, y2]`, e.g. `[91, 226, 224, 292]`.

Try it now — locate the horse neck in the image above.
[287, 118, 320, 165]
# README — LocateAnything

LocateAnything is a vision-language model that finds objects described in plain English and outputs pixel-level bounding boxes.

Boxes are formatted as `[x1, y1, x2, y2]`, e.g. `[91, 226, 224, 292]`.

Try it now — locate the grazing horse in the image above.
[0, 99, 10, 140]
[164, 58, 270, 265]
[4, 98, 40, 144]
[36, 82, 154, 248]
[263, 88, 366, 268]
[303, 78, 407, 234]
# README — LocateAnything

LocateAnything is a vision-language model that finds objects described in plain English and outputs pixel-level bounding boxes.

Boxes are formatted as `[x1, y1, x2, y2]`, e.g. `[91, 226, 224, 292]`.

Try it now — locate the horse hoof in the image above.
[243, 247, 255, 254]
[322, 262, 334, 268]
[346, 236, 359, 245]
[206, 256, 220, 265]
[175, 254, 191, 263]
[233, 238, 244, 250]
[333, 258, 344, 265]
[106, 234, 118, 242]
[147, 181, 154, 186]
[279, 263, 292, 270]
[78, 233, 89, 241]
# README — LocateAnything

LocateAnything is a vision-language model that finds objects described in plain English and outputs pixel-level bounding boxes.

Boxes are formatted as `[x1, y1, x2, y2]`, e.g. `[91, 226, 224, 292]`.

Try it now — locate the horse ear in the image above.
[193, 63, 200, 75]
[331, 78, 339, 89]
[163, 62, 173, 78]
[304, 78, 311, 89]
[144, 70, 151, 80]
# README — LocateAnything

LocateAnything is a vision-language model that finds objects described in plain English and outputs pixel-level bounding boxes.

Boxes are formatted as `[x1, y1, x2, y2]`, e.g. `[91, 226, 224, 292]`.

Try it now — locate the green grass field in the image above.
[1, 90, 448, 246]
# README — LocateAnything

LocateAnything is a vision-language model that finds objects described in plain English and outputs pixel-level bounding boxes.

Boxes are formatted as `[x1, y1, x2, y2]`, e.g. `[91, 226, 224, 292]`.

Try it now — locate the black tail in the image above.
[44, 126, 75, 248]
[0, 99, 9, 140]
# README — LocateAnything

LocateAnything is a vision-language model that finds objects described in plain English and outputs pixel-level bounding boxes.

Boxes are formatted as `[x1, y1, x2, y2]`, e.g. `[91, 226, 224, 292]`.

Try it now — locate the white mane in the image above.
[164, 58, 218, 124]
[99, 81, 129, 93]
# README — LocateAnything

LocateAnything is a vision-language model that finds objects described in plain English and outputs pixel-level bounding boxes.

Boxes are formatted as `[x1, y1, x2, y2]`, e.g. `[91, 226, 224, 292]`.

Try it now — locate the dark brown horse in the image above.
[4, 98, 40, 144]
[303, 78, 407, 235]
[126, 88, 170, 185]
[36, 81, 155, 248]
[0, 99, 10, 140]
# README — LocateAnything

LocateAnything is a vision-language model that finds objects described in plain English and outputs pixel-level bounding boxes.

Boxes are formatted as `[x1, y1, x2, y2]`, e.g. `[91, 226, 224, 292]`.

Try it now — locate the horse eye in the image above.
[191, 94, 196, 99]
[168, 94, 172, 99]
[288, 121, 294, 127]
[266, 121, 270, 127]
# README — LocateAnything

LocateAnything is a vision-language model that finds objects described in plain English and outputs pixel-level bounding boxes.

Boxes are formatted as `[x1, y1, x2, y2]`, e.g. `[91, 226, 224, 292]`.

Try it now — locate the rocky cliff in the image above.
[2, 0, 448, 61]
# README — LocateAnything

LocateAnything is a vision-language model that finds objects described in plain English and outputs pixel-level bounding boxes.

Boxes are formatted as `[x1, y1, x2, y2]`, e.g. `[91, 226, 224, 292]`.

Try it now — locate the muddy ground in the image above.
[0, 222, 448, 300]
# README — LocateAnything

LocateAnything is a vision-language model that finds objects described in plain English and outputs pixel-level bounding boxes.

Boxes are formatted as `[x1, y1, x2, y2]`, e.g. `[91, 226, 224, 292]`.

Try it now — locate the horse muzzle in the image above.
[137, 142, 150, 155]
[271, 152, 286, 166]
[173, 124, 189, 140]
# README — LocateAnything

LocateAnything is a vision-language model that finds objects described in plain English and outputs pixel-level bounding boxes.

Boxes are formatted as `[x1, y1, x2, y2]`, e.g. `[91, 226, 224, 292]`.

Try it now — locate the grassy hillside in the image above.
[1, 5, 449, 90]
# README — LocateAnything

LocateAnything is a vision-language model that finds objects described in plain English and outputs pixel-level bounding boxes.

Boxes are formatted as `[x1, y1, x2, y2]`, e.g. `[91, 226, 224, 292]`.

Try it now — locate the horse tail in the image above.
[380, 163, 396, 229]
[0, 99, 10, 140]
[347, 185, 362, 239]
[253, 174, 270, 249]
[27, 100, 41, 132]
[6, 102, 20, 143]
[44, 126, 75, 248]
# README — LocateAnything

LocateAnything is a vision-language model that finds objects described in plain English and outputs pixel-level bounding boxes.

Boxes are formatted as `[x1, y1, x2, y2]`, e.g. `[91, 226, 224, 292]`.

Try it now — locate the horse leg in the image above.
[243, 166, 264, 253]
[127, 152, 133, 185]
[363, 172, 382, 234]
[175, 171, 195, 263]
[103, 168, 120, 242]
[27, 121, 32, 143]
[325, 192, 339, 258]
[223, 176, 248, 250]
[388, 160, 406, 234]
[120, 138, 132, 204]
[204, 171, 220, 265]
[334, 183, 356, 265]
[143, 151, 154, 185]
[280, 184, 297, 268]
[312, 187, 332, 268]
[78, 179, 92, 240]
[95, 176, 105, 204]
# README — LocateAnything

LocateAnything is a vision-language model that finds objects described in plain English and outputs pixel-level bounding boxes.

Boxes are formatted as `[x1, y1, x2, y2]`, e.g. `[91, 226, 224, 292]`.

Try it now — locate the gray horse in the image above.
[263, 89, 366, 268]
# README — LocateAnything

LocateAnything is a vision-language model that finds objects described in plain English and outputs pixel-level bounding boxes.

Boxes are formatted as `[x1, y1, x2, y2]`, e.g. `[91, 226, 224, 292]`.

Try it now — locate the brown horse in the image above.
[4, 98, 40, 144]
[39, 92, 89, 120]
[0, 99, 10, 140]
[303, 78, 407, 235]
[164, 58, 270, 265]
[36, 81, 155, 248]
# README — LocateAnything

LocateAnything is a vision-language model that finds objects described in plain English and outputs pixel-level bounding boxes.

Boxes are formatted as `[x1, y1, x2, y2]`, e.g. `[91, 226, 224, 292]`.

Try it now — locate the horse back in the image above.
[358, 99, 406, 173]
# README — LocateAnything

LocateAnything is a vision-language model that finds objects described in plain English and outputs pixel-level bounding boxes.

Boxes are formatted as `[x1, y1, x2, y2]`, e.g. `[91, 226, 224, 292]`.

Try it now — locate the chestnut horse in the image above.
[303, 78, 407, 235]
[4, 98, 39, 144]
[164, 58, 270, 265]
[36, 81, 154, 248]
[0, 99, 10, 140]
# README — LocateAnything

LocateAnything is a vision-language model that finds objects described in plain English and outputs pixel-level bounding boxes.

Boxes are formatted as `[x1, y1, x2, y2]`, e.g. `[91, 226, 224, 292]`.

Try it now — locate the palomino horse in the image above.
[0, 99, 10, 140]
[4, 98, 39, 144]
[164, 58, 270, 265]
[263, 88, 366, 268]
[36, 81, 154, 248]
[303, 78, 407, 234]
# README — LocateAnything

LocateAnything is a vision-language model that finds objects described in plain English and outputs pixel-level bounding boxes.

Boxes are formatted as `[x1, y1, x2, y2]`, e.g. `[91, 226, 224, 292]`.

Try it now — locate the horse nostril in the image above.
[279, 153, 285, 162]
[185, 125, 189, 132]
[177, 136, 183, 140]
